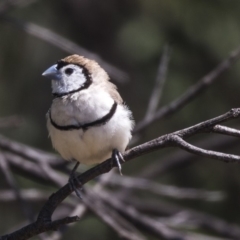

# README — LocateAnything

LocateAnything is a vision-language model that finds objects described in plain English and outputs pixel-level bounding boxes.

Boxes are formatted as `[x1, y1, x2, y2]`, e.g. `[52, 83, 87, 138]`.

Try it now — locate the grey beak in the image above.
[42, 64, 61, 80]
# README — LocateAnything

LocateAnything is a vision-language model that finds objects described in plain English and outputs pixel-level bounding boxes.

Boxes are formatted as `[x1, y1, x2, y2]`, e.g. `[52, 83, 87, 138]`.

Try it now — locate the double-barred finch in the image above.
[42, 55, 134, 196]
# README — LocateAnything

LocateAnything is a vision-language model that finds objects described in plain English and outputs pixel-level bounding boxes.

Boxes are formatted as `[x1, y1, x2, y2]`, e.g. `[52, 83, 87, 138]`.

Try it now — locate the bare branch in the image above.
[3, 152, 55, 184]
[127, 197, 240, 239]
[97, 190, 218, 240]
[126, 108, 240, 164]
[0, 216, 80, 240]
[99, 192, 187, 240]
[174, 108, 240, 138]
[83, 189, 146, 240]
[0, 15, 129, 83]
[115, 135, 239, 203]
[107, 174, 225, 201]
[2, 108, 240, 239]
[171, 135, 240, 163]
[139, 135, 239, 179]
[0, 134, 63, 166]
[157, 212, 233, 240]
[144, 45, 171, 120]
[0, 154, 34, 222]
[135, 47, 240, 133]
[213, 124, 240, 137]
[0, 189, 48, 202]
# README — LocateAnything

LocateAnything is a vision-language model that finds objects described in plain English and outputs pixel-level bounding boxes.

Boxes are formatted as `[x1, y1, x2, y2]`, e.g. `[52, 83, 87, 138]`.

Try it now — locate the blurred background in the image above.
[1, 0, 240, 239]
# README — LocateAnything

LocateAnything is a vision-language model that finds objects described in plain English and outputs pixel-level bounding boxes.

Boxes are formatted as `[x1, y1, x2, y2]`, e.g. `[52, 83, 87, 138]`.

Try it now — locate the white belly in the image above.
[47, 105, 133, 165]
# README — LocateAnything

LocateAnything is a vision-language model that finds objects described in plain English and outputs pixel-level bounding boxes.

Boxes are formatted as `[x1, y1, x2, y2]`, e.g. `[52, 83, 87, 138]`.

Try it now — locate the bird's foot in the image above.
[69, 162, 83, 199]
[111, 149, 125, 175]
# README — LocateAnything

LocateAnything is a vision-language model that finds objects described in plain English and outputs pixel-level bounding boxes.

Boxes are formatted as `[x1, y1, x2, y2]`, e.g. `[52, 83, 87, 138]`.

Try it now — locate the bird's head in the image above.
[42, 55, 108, 97]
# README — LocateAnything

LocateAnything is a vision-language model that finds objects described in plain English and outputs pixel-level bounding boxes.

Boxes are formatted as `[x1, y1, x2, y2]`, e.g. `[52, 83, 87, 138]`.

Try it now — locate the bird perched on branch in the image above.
[42, 55, 134, 197]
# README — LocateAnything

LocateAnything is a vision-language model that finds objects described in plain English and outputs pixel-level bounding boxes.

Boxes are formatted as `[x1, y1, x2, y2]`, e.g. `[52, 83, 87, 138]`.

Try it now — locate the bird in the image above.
[42, 54, 134, 197]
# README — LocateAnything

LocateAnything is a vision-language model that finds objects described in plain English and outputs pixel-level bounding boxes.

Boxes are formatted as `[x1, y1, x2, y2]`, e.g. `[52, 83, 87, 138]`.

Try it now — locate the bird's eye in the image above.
[65, 68, 74, 75]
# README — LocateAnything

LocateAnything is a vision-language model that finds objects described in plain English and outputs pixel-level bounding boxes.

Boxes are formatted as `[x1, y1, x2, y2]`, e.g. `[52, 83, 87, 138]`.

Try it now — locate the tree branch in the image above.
[213, 124, 240, 137]
[106, 174, 225, 201]
[82, 189, 146, 240]
[138, 135, 239, 179]
[171, 135, 240, 163]
[0, 155, 34, 222]
[0, 15, 129, 83]
[135, 47, 240, 133]
[2, 108, 240, 239]
[127, 197, 240, 239]
[144, 45, 171, 120]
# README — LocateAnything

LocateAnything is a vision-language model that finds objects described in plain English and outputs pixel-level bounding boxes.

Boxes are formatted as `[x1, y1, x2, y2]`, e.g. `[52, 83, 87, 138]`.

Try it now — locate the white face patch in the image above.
[51, 64, 90, 95]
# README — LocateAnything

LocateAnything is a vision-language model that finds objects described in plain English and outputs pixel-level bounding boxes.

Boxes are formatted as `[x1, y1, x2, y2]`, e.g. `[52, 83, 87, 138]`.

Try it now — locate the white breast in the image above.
[47, 89, 133, 165]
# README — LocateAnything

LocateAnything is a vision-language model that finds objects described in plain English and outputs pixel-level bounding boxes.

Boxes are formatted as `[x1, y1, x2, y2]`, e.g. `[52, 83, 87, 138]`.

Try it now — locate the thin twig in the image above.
[0, 134, 63, 166]
[107, 174, 225, 201]
[0, 154, 34, 222]
[144, 45, 171, 120]
[3, 152, 56, 184]
[135, 47, 240, 133]
[213, 124, 240, 137]
[126, 197, 240, 239]
[83, 189, 146, 240]
[107, 195, 231, 240]
[0, 189, 49, 202]
[115, 135, 239, 201]
[154, 212, 233, 240]
[139, 135, 239, 179]
[0, 216, 80, 240]
[171, 135, 240, 163]
[0, 15, 129, 83]
[99, 190, 189, 240]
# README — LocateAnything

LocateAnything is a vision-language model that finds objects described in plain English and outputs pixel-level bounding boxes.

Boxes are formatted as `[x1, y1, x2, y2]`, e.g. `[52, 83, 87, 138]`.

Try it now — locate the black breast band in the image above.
[49, 101, 117, 131]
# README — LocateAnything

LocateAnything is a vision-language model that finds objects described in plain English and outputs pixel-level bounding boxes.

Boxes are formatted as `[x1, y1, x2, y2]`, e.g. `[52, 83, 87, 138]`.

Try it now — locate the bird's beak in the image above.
[42, 64, 61, 80]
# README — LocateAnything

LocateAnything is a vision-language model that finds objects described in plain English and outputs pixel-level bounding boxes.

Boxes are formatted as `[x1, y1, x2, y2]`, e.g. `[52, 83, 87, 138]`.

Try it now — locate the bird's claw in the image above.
[69, 174, 83, 199]
[69, 162, 83, 199]
[112, 149, 125, 175]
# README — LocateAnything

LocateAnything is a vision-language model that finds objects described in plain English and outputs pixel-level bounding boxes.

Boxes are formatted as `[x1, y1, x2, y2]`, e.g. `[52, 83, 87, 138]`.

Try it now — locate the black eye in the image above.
[65, 68, 74, 75]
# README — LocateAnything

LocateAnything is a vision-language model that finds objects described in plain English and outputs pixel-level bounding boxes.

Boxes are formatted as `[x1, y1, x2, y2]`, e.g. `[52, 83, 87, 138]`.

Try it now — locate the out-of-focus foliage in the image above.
[1, 0, 240, 239]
